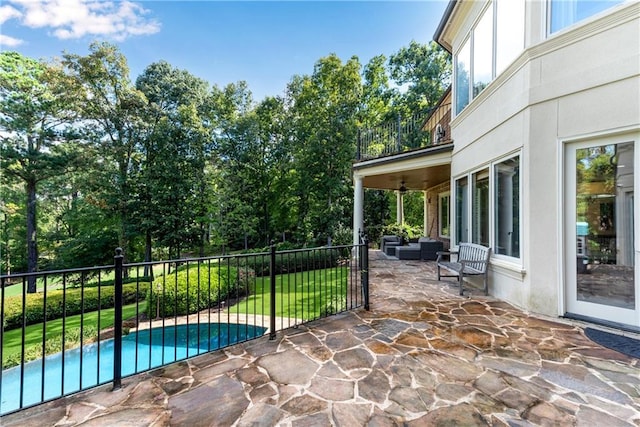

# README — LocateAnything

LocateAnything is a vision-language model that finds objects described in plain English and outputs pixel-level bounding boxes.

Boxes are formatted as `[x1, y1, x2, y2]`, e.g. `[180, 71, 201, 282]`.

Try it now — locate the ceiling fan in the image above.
[399, 181, 407, 195]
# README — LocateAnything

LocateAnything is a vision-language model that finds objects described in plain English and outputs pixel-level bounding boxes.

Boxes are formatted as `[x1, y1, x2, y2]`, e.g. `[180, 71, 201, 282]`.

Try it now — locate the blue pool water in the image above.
[0, 323, 267, 414]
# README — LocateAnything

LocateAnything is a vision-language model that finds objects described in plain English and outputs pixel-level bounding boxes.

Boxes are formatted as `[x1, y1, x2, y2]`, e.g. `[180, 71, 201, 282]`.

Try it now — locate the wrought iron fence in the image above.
[0, 241, 369, 415]
[356, 104, 452, 161]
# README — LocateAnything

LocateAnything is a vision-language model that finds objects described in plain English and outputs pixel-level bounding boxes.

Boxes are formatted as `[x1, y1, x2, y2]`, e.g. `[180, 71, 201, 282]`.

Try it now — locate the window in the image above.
[496, 0, 525, 74]
[494, 156, 520, 258]
[472, 170, 490, 246]
[550, 0, 624, 34]
[453, 153, 521, 260]
[439, 192, 450, 237]
[455, 177, 469, 245]
[454, 1, 525, 114]
[455, 38, 471, 114]
[473, 6, 493, 97]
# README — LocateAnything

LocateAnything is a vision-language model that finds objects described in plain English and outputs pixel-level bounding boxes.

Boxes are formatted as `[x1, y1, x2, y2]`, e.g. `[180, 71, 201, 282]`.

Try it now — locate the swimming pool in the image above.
[0, 323, 267, 414]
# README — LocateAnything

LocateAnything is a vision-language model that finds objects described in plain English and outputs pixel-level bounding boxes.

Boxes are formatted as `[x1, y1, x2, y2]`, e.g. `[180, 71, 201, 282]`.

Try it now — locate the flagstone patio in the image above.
[3, 250, 639, 426]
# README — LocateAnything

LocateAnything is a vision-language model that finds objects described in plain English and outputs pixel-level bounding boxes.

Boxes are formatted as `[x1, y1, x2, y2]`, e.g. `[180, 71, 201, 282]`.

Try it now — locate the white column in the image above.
[396, 191, 404, 225]
[423, 190, 429, 237]
[353, 175, 364, 246]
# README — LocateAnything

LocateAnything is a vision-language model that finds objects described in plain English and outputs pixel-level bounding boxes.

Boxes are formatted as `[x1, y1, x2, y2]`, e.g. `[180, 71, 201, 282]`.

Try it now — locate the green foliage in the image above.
[2, 282, 149, 331]
[2, 39, 452, 270]
[388, 41, 451, 115]
[145, 264, 251, 318]
[320, 294, 348, 317]
[382, 223, 423, 243]
[239, 247, 351, 277]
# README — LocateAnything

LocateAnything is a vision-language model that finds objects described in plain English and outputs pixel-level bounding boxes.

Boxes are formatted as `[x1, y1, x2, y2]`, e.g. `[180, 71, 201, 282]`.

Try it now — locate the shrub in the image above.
[382, 223, 423, 243]
[3, 283, 149, 331]
[146, 263, 253, 318]
[320, 294, 348, 317]
[239, 246, 352, 277]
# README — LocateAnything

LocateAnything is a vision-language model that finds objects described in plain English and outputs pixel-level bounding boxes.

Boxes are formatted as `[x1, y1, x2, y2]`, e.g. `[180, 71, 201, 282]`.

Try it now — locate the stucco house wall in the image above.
[443, 1, 639, 319]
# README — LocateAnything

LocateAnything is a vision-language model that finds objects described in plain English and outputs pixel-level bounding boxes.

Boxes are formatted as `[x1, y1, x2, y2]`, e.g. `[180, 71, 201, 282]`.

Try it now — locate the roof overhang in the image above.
[353, 143, 453, 191]
[433, 0, 457, 53]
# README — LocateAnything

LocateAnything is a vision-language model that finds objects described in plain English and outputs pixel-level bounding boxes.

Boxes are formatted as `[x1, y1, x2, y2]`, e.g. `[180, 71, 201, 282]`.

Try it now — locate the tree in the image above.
[0, 52, 82, 291]
[287, 54, 362, 245]
[135, 61, 212, 261]
[388, 41, 451, 116]
[63, 42, 147, 261]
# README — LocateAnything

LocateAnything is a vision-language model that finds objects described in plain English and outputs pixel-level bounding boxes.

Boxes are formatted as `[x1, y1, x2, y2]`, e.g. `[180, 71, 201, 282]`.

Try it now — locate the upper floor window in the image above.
[473, 7, 493, 97]
[549, 0, 624, 34]
[454, 1, 525, 115]
[455, 38, 471, 114]
[496, 0, 525, 74]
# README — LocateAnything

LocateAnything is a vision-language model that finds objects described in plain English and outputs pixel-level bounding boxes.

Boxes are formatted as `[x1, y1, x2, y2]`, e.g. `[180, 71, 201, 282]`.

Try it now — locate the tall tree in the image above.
[135, 61, 212, 261]
[287, 54, 362, 245]
[0, 52, 82, 290]
[63, 42, 147, 260]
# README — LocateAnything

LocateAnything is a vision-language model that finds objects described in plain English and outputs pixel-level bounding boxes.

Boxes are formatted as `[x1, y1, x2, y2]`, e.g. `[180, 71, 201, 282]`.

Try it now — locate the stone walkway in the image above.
[3, 251, 640, 426]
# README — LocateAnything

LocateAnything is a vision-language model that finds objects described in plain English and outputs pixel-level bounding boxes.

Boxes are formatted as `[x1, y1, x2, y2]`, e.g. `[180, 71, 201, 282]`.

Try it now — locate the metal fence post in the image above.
[113, 248, 123, 390]
[269, 242, 277, 340]
[359, 231, 370, 311]
[396, 114, 402, 152]
[356, 129, 361, 160]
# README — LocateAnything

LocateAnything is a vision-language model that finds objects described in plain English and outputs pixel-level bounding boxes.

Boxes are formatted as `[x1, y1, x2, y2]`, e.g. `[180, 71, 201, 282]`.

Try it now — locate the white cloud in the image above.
[0, 4, 22, 24]
[1, 33, 25, 47]
[5, 0, 161, 42]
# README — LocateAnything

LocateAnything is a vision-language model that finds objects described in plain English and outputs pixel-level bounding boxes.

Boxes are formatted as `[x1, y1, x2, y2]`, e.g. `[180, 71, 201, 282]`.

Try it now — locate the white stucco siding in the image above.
[557, 77, 640, 138]
[447, 2, 639, 317]
[532, 15, 640, 107]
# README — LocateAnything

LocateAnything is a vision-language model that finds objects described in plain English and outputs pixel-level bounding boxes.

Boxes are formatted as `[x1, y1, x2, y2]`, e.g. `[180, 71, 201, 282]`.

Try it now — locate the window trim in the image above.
[451, 152, 523, 263]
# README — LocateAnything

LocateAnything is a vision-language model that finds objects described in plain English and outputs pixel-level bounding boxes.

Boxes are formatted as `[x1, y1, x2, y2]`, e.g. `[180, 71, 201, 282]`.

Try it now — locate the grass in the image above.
[232, 267, 350, 321]
[2, 264, 166, 298]
[2, 301, 147, 365]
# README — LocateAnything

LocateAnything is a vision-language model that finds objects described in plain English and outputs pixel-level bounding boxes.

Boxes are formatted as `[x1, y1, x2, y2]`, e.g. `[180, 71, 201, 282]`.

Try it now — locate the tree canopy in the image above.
[0, 41, 450, 275]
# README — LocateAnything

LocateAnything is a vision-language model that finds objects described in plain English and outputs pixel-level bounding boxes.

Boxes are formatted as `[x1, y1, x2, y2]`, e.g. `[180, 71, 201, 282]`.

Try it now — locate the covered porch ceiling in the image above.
[353, 143, 453, 191]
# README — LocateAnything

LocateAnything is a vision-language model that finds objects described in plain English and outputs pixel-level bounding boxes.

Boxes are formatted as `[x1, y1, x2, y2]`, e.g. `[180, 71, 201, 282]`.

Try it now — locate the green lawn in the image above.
[2, 264, 165, 298]
[2, 301, 147, 364]
[232, 267, 349, 320]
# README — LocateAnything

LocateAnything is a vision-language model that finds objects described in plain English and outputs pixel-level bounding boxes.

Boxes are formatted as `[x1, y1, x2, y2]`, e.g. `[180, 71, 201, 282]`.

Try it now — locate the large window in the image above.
[454, 154, 521, 260]
[496, 0, 525, 74]
[455, 38, 471, 114]
[454, 0, 525, 114]
[455, 177, 469, 245]
[439, 192, 450, 237]
[472, 170, 490, 246]
[473, 7, 493, 97]
[495, 156, 520, 257]
[550, 0, 624, 34]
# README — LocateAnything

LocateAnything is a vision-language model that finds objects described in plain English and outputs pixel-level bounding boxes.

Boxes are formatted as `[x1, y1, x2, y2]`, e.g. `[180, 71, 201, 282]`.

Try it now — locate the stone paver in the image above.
[2, 251, 639, 426]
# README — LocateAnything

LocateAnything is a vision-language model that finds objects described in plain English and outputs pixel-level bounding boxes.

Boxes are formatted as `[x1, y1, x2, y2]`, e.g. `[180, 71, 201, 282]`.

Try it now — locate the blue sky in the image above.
[1, 1, 448, 102]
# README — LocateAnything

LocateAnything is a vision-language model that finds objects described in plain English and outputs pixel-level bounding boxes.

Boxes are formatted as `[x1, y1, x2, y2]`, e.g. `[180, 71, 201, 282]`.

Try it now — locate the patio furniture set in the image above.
[380, 236, 444, 261]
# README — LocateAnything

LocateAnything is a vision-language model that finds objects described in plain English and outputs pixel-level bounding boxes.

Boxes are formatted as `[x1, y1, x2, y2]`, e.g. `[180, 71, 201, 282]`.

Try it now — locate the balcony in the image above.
[356, 102, 452, 162]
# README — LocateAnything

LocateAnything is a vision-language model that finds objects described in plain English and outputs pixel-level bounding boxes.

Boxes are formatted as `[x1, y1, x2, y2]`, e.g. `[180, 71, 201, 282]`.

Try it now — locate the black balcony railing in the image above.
[356, 104, 451, 161]
[0, 241, 369, 415]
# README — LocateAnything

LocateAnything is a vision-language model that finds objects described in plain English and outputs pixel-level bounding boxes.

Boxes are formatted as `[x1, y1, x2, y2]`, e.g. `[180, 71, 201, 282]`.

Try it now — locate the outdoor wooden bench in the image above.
[436, 243, 491, 296]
